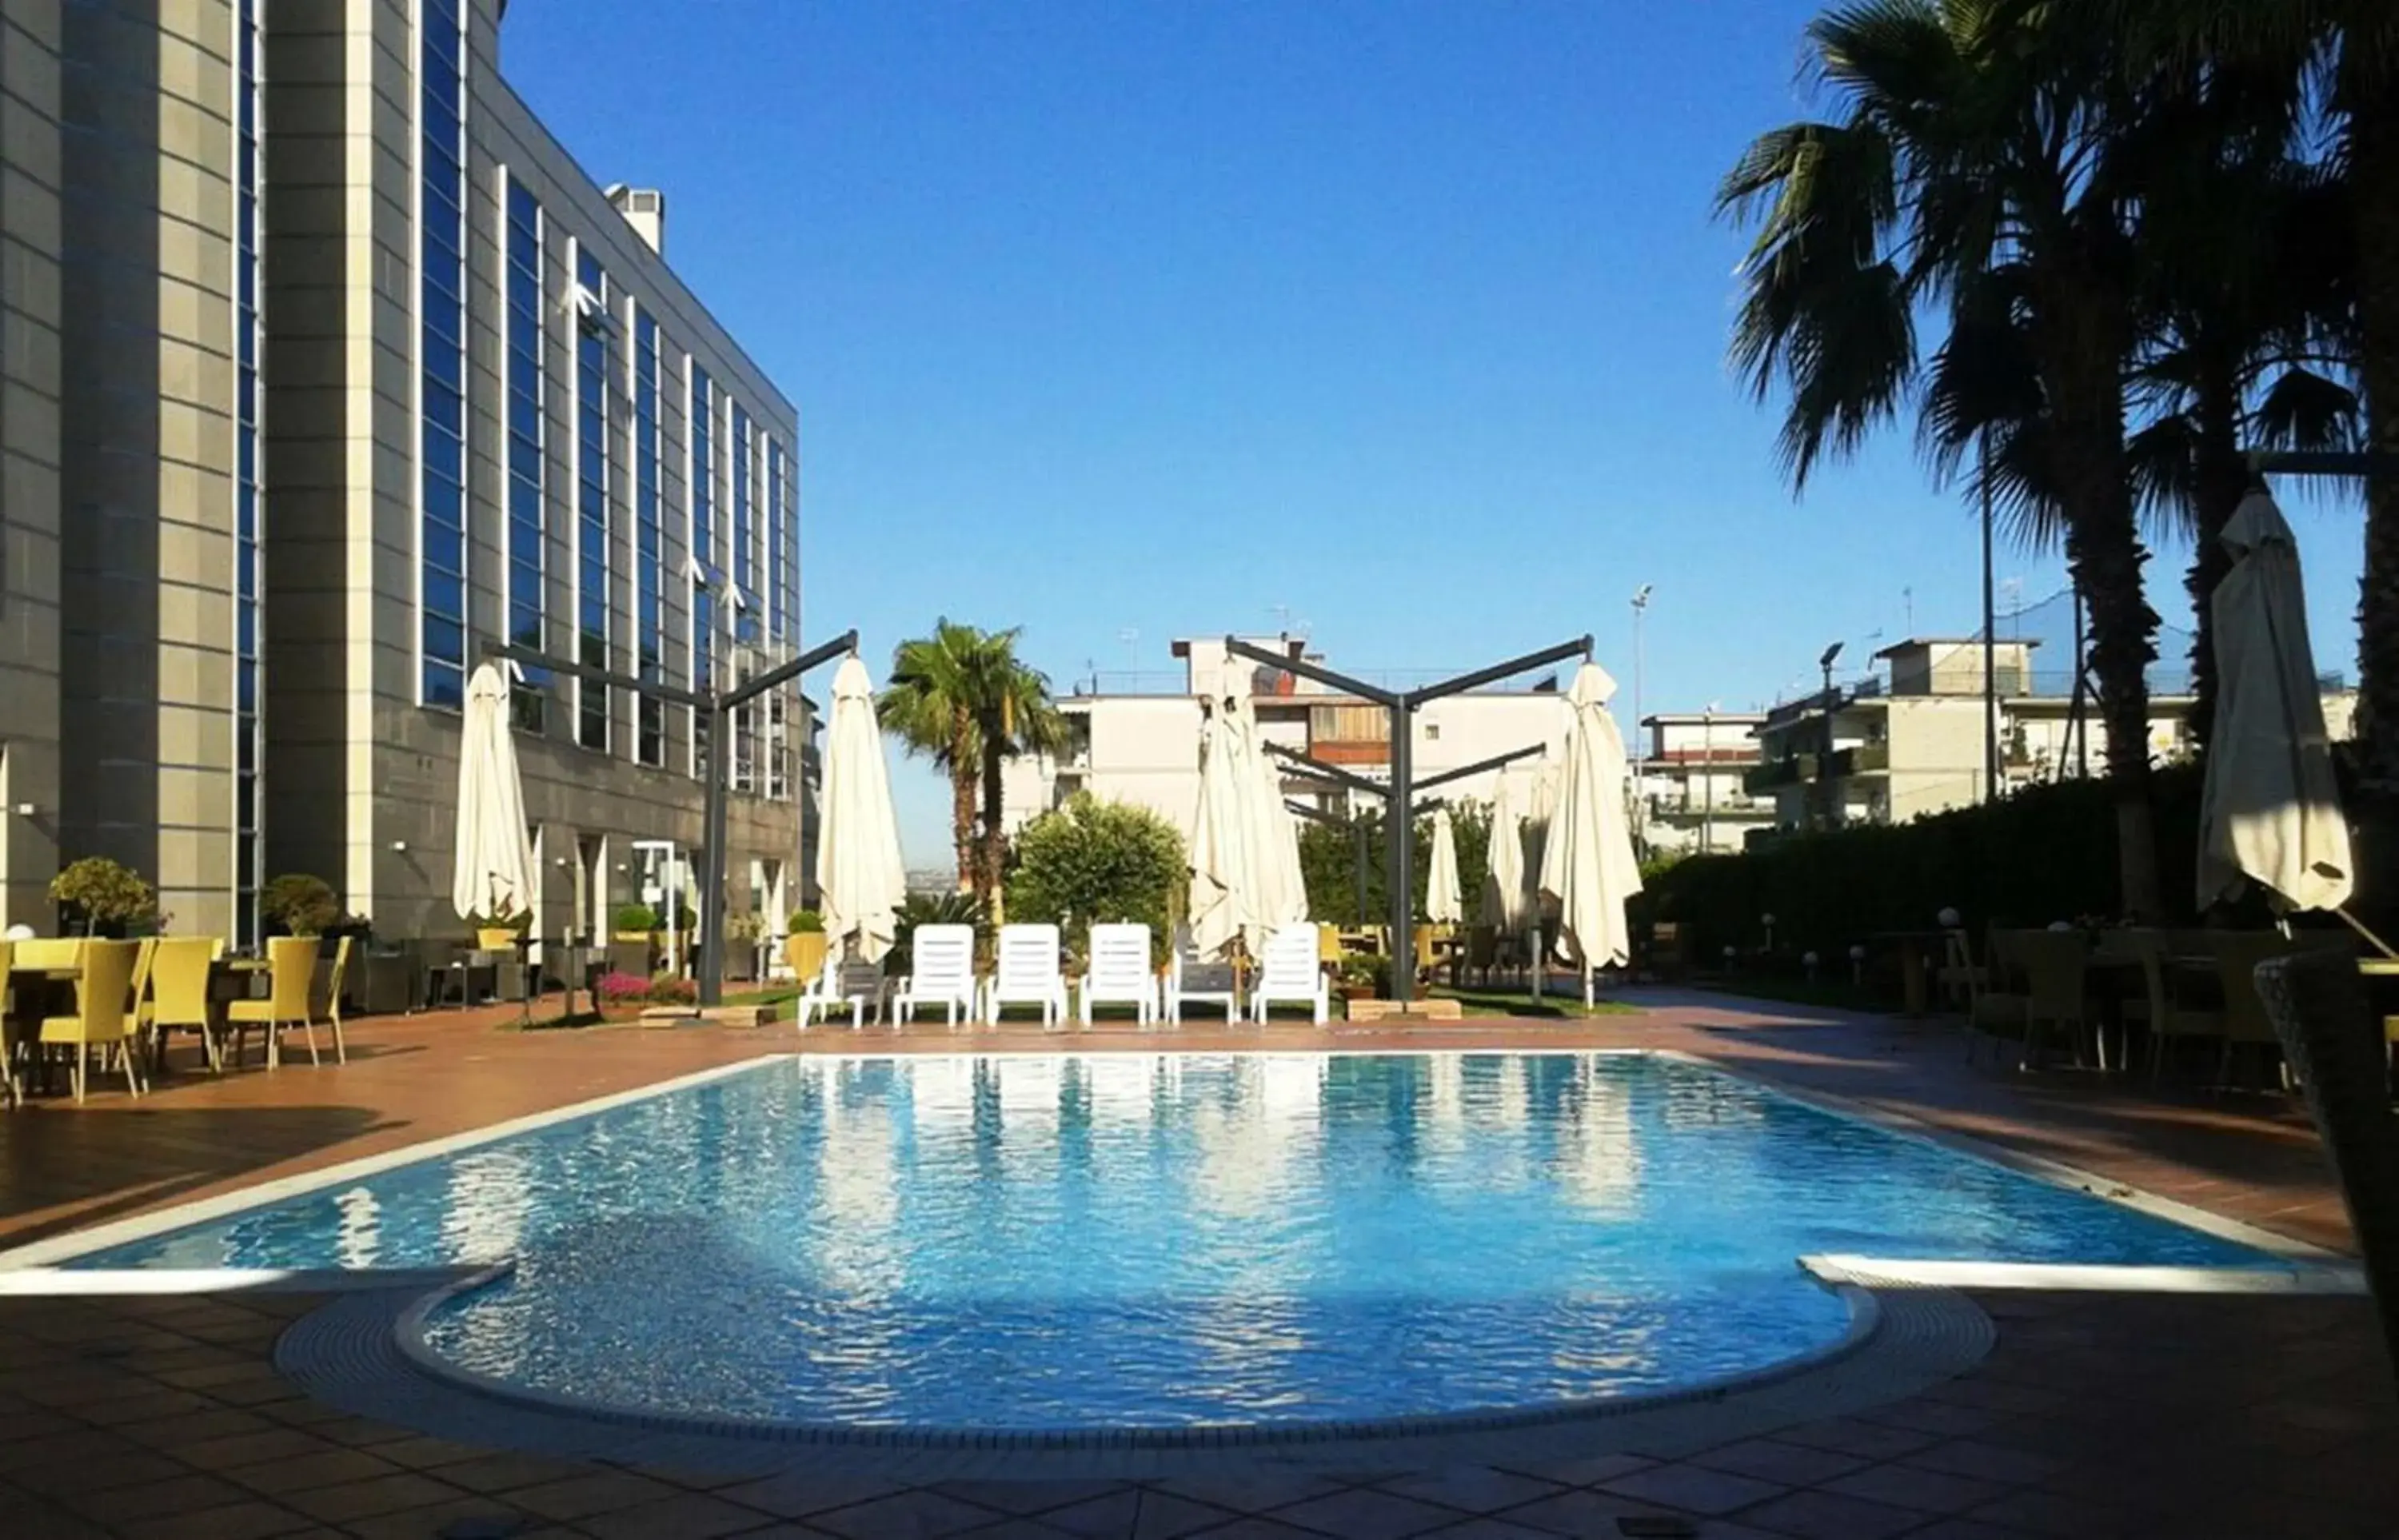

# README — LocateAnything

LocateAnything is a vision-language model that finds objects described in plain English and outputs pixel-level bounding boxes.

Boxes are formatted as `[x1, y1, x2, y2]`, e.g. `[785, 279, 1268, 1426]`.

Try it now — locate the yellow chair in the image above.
[2012, 928, 2096, 1071]
[141, 936, 226, 1072]
[38, 939, 142, 1101]
[0, 939, 17, 1106]
[1315, 925, 1343, 968]
[226, 936, 324, 1069]
[317, 935, 353, 1064]
[14, 936, 86, 971]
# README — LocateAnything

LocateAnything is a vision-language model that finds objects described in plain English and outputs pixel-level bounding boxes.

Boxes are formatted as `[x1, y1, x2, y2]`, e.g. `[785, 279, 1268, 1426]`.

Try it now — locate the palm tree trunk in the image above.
[980, 740, 1007, 925]
[949, 711, 976, 896]
[2184, 353, 2248, 752]
[2047, 311, 2162, 920]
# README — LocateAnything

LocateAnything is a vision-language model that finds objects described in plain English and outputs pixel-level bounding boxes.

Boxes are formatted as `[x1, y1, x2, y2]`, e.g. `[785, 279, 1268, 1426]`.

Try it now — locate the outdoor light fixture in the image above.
[1938, 906, 1962, 928]
[10, 803, 31, 816]
[389, 840, 408, 852]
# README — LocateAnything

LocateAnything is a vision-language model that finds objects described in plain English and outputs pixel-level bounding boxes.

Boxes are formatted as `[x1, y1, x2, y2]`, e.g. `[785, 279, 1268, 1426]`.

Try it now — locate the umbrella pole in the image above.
[1388, 702, 1414, 1007]
[2335, 907, 2399, 960]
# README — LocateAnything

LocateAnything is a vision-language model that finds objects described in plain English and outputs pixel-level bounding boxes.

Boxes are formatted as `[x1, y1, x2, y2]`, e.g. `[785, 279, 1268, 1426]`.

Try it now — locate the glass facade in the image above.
[234, 0, 264, 942]
[730, 404, 756, 792]
[418, 0, 468, 709]
[575, 248, 609, 750]
[505, 175, 545, 733]
[689, 363, 715, 780]
[635, 308, 665, 765]
[767, 437, 788, 644]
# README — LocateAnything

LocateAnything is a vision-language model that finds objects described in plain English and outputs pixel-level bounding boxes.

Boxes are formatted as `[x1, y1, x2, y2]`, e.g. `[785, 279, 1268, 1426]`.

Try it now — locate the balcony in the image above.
[1828, 743, 1890, 777]
[1743, 755, 1815, 795]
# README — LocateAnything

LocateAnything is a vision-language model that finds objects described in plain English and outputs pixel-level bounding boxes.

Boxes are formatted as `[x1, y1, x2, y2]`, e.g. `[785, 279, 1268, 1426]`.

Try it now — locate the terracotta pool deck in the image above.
[2, 988, 2393, 1537]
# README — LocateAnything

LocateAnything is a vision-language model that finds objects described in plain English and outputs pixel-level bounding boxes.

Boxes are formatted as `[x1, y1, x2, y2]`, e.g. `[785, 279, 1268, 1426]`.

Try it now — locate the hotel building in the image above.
[0, 0, 806, 942]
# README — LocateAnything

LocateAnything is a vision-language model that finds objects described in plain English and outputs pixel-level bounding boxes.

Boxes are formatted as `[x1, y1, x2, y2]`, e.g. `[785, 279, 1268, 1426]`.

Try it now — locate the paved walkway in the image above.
[2, 988, 2392, 1536]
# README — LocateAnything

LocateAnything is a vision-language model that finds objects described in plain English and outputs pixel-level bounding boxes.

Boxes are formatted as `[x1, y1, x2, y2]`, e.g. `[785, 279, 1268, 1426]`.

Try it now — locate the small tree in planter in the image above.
[466, 908, 532, 952]
[261, 873, 341, 937]
[723, 909, 768, 982]
[614, 903, 659, 941]
[787, 908, 828, 981]
[50, 857, 156, 938]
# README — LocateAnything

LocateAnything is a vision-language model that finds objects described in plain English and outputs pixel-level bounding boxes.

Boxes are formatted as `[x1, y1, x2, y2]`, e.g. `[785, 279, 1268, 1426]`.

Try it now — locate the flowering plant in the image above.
[645, 974, 699, 1005]
[596, 971, 652, 1003]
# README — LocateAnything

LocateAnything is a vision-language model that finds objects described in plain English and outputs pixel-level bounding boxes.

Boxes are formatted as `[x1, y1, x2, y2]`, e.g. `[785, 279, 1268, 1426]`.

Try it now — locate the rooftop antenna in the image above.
[1902, 585, 1914, 633]
[1118, 627, 1139, 679]
[1270, 604, 1291, 637]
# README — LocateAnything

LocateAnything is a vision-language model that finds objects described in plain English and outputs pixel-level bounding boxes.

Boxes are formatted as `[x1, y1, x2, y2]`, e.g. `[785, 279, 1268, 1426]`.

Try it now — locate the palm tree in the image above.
[882, 620, 1066, 916]
[882, 620, 984, 894]
[2122, 64, 2358, 748]
[2108, 1, 2399, 786]
[1720, 0, 2172, 916]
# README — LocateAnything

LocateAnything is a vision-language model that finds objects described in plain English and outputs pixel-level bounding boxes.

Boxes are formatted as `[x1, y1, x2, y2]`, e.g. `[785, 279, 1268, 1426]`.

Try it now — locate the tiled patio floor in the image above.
[3, 988, 2393, 1536]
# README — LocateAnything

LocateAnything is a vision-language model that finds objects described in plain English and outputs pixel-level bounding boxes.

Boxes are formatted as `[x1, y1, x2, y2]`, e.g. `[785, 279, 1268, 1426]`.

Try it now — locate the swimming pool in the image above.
[62, 1053, 2272, 1429]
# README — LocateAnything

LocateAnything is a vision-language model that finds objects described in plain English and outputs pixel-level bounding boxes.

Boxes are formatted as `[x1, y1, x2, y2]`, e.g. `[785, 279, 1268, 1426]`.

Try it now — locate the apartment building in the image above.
[0, 1, 805, 940]
[1632, 712, 1770, 856]
[1, 1, 62, 928]
[1001, 636, 1575, 842]
[1746, 637, 2357, 831]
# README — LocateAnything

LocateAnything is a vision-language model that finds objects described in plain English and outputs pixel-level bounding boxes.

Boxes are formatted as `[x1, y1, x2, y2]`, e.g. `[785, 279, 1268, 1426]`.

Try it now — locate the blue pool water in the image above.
[70, 1053, 2268, 1427]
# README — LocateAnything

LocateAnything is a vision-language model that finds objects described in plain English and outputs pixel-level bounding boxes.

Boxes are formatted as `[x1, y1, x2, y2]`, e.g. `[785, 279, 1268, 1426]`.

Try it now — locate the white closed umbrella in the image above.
[1481, 770, 1527, 933]
[1237, 688, 1310, 936]
[817, 655, 908, 965]
[452, 662, 537, 926]
[1188, 664, 1307, 958]
[1188, 668, 1256, 959]
[1426, 803, 1463, 924]
[2197, 491, 2354, 916]
[1540, 661, 1644, 1006]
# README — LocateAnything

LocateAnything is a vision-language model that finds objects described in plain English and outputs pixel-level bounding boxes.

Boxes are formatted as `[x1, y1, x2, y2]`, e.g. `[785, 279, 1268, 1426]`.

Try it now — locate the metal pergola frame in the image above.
[482, 625, 858, 1007]
[1273, 740, 1549, 928]
[1226, 634, 1590, 1005]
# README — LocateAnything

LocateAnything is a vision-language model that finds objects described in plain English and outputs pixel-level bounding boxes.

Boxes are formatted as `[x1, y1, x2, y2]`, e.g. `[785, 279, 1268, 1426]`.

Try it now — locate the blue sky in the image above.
[502, 0, 2369, 868]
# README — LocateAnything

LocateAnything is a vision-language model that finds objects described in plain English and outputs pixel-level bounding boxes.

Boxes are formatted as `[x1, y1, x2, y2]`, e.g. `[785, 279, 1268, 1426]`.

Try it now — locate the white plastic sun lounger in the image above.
[892, 924, 976, 1026]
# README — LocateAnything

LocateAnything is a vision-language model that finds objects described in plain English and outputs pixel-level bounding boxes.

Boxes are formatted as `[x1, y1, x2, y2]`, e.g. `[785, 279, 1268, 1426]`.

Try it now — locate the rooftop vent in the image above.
[603, 184, 666, 256]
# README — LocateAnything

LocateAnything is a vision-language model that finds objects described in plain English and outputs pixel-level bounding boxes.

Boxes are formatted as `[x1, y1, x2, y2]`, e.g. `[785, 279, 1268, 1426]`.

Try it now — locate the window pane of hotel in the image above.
[635, 309, 665, 765]
[507, 175, 548, 733]
[418, 0, 469, 708]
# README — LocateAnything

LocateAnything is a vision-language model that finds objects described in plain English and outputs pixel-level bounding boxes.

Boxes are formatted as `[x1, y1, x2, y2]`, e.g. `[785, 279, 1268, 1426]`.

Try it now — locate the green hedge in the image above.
[1634, 764, 2208, 964]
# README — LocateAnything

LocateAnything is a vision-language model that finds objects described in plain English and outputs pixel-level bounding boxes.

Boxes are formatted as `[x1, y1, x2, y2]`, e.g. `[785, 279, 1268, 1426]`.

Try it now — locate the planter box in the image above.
[1345, 998, 1463, 1022]
[787, 932, 828, 982]
[637, 1003, 771, 1029]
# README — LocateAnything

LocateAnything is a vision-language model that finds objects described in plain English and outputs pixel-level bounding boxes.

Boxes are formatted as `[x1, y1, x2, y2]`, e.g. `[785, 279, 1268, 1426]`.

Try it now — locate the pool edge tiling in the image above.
[268, 1273, 2003, 1478]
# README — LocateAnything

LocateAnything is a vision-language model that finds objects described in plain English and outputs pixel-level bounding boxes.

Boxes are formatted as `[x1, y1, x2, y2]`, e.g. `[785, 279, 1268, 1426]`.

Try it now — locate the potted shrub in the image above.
[613, 903, 659, 943]
[49, 856, 156, 938]
[787, 909, 828, 983]
[723, 910, 767, 982]
[469, 908, 530, 952]
[1334, 956, 1381, 1003]
[261, 873, 340, 938]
